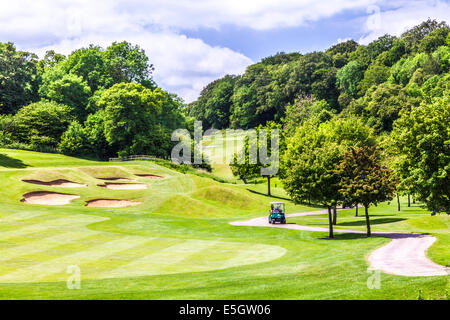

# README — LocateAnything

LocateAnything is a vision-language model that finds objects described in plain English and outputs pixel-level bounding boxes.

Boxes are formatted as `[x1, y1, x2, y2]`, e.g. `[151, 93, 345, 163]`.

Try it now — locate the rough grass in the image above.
[0, 149, 448, 300]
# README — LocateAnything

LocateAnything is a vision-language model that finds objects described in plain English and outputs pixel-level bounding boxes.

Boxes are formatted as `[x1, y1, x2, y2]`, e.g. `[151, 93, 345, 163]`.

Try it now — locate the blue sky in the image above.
[1, 0, 449, 102]
[182, 9, 367, 61]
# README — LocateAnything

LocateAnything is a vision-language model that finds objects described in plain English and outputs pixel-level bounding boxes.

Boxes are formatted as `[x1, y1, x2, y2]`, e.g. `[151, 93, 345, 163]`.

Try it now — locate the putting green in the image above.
[0, 210, 286, 283]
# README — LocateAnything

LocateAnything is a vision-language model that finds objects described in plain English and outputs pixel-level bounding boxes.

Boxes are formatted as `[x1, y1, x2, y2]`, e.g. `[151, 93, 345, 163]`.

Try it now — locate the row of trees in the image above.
[230, 90, 449, 237]
[188, 19, 449, 134]
[0, 41, 192, 160]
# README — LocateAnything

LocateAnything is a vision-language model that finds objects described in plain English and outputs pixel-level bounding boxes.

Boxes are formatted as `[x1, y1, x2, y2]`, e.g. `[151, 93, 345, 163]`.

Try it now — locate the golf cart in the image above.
[268, 202, 286, 224]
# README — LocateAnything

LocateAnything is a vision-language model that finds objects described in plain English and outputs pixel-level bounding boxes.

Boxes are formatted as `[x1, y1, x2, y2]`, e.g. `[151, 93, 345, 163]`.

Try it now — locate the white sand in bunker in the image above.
[21, 192, 80, 205]
[85, 199, 141, 208]
[98, 182, 148, 190]
[22, 179, 87, 188]
[135, 174, 164, 179]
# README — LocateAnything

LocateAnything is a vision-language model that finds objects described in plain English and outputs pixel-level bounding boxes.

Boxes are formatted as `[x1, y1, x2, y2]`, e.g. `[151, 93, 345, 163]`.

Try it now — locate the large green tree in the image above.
[13, 101, 74, 149]
[0, 43, 39, 114]
[98, 82, 166, 157]
[281, 120, 342, 238]
[230, 121, 283, 195]
[391, 93, 450, 214]
[335, 146, 396, 236]
[39, 73, 91, 121]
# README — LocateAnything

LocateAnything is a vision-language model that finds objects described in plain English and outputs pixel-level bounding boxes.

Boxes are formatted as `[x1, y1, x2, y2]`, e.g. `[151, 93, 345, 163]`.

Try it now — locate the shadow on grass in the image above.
[337, 218, 405, 227]
[246, 189, 291, 201]
[0, 153, 29, 168]
[319, 233, 369, 240]
[246, 189, 326, 208]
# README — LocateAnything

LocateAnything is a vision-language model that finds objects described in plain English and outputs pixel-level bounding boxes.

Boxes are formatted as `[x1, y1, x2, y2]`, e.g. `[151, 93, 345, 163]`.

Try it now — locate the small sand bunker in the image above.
[21, 192, 80, 205]
[86, 199, 141, 208]
[98, 182, 148, 190]
[22, 179, 87, 188]
[135, 174, 164, 179]
[97, 177, 131, 181]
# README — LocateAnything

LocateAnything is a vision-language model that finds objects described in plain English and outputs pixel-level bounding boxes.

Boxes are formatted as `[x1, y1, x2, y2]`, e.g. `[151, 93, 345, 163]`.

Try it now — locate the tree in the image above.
[391, 94, 450, 215]
[59, 121, 88, 156]
[281, 120, 342, 238]
[357, 63, 390, 96]
[98, 82, 166, 157]
[364, 83, 413, 132]
[0, 42, 39, 114]
[230, 122, 283, 196]
[104, 41, 155, 86]
[336, 61, 364, 97]
[188, 75, 237, 129]
[335, 146, 396, 236]
[283, 95, 332, 136]
[402, 19, 449, 53]
[281, 116, 376, 233]
[39, 74, 91, 121]
[36, 50, 65, 75]
[13, 101, 74, 148]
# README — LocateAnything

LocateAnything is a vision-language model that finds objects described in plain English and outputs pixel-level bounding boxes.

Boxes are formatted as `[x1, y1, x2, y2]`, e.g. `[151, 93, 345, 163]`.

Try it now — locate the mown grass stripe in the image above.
[0, 236, 153, 283]
[101, 239, 219, 278]
[0, 230, 101, 262]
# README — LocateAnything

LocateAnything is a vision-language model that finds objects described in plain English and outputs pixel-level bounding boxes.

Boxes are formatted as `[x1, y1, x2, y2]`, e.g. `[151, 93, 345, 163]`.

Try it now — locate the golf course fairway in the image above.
[0, 149, 448, 299]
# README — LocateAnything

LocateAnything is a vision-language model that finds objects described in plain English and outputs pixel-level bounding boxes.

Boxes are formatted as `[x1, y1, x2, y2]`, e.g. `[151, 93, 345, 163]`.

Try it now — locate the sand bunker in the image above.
[135, 174, 164, 179]
[22, 179, 87, 188]
[85, 199, 141, 208]
[21, 192, 80, 205]
[98, 182, 148, 190]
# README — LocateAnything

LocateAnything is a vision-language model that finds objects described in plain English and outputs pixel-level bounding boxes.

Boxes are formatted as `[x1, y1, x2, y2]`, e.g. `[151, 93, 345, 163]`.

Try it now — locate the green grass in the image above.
[0, 149, 448, 300]
[289, 201, 450, 267]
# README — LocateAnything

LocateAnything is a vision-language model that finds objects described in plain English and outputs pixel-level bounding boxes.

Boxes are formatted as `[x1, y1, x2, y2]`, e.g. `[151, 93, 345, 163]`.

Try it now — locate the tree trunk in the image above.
[364, 205, 371, 237]
[332, 206, 337, 225]
[355, 205, 359, 217]
[413, 198, 416, 204]
[408, 194, 411, 207]
[397, 194, 401, 211]
[241, 176, 248, 184]
[328, 207, 334, 239]
[267, 176, 271, 196]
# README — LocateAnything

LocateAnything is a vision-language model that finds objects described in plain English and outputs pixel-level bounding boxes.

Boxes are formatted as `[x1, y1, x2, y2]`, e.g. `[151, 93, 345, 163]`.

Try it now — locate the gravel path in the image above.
[231, 209, 449, 277]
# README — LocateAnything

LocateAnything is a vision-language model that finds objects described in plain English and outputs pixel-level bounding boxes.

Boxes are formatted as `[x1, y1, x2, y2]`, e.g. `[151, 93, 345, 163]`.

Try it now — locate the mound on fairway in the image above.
[21, 191, 80, 205]
[86, 199, 141, 208]
[98, 183, 148, 190]
[22, 179, 87, 188]
[135, 174, 164, 179]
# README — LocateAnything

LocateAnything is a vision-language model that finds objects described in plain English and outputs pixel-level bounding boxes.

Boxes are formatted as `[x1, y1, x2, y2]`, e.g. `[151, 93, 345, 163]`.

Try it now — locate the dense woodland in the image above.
[0, 19, 448, 228]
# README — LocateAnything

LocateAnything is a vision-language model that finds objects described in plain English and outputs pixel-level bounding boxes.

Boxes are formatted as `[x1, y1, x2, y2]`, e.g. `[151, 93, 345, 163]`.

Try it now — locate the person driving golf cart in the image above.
[268, 202, 286, 224]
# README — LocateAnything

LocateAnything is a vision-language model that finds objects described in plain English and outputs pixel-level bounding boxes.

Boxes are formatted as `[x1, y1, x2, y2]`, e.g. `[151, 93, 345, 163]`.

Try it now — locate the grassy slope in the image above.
[0, 149, 448, 300]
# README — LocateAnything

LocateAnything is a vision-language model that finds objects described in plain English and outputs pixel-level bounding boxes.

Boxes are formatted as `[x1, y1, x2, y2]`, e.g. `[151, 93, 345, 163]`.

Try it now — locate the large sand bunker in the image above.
[21, 192, 80, 205]
[22, 179, 87, 188]
[98, 182, 148, 190]
[135, 174, 164, 179]
[85, 199, 141, 208]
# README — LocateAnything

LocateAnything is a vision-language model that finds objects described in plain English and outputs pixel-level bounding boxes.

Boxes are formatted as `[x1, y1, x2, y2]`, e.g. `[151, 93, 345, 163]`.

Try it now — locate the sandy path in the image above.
[231, 209, 449, 277]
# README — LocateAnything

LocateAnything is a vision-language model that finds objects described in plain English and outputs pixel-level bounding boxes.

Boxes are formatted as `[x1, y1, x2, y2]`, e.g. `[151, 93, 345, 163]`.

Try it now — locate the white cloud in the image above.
[358, 0, 450, 44]
[0, 0, 448, 102]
